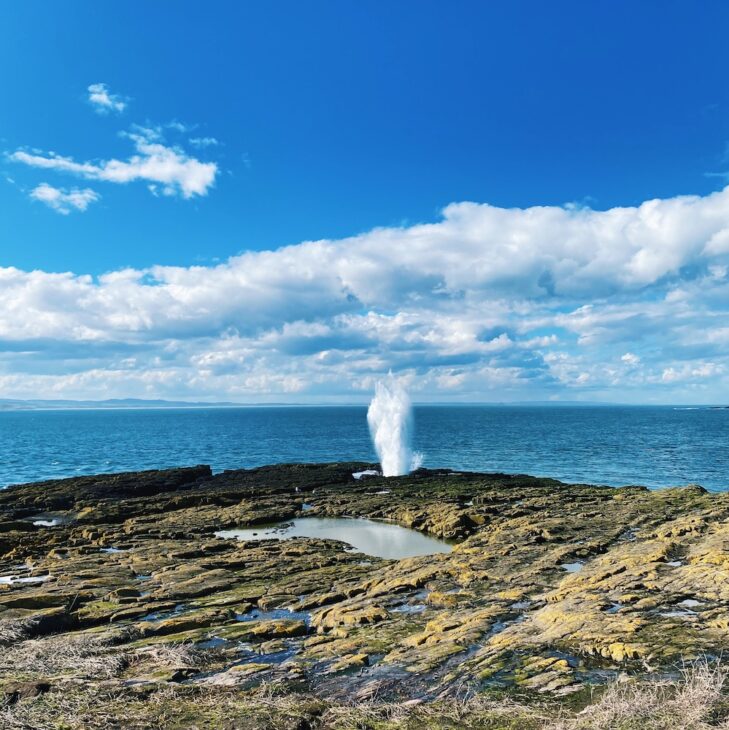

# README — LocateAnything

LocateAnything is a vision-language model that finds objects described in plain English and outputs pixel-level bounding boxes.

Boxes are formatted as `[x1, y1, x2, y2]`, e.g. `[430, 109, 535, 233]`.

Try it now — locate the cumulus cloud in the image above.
[4, 185, 729, 401]
[10, 127, 217, 198]
[29, 183, 99, 214]
[87, 83, 127, 114]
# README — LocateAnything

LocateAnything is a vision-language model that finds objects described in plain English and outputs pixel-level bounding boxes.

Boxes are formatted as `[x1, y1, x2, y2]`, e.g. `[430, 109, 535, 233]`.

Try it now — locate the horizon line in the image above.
[1, 397, 728, 410]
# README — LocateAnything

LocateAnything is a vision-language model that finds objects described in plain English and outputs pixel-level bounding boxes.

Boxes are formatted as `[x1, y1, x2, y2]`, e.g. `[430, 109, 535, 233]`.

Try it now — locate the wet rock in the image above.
[218, 618, 307, 641]
[2, 462, 729, 713]
[312, 603, 388, 629]
[327, 652, 369, 672]
[137, 608, 234, 637]
[2, 680, 51, 704]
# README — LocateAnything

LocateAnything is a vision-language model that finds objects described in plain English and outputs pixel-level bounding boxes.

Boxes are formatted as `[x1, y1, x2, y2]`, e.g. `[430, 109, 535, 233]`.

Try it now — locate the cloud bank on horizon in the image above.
[3, 183, 729, 403]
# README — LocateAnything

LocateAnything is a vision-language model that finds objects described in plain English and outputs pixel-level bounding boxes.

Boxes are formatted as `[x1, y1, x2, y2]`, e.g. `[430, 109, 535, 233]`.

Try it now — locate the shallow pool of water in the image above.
[0, 574, 50, 585]
[215, 517, 453, 560]
[236, 608, 311, 625]
[560, 562, 584, 573]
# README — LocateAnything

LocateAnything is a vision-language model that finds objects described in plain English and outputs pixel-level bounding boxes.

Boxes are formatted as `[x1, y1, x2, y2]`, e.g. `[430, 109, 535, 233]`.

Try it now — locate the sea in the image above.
[1, 405, 728, 491]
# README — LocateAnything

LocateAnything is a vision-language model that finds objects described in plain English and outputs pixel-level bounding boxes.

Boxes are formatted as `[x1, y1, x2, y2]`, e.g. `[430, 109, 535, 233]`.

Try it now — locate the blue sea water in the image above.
[1, 405, 728, 491]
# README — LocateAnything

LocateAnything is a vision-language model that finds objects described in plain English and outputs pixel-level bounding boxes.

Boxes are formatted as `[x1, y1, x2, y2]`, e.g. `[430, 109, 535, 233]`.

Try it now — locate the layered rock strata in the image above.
[0, 463, 727, 724]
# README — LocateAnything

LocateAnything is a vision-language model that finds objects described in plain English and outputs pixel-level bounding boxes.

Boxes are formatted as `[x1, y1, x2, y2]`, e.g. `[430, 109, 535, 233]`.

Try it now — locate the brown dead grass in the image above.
[0, 629, 130, 679]
[0, 617, 37, 646]
[557, 659, 729, 730]
[0, 658, 728, 729]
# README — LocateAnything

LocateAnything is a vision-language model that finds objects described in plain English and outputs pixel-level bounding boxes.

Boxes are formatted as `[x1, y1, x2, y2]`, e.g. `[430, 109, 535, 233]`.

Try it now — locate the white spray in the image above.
[367, 376, 422, 477]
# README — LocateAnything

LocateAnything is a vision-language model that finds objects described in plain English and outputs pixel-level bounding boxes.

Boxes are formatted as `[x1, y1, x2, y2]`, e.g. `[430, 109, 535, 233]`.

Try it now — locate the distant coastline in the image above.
[0, 398, 294, 411]
[2, 398, 728, 412]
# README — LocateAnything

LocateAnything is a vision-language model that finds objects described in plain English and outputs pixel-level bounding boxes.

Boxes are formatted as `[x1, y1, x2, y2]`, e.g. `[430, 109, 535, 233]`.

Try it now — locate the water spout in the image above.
[367, 376, 421, 476]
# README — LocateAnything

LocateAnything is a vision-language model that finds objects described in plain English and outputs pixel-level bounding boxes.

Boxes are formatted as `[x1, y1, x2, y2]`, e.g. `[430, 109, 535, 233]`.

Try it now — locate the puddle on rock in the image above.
[390, 603, 427, 614]
[0, 574, 50, 585]
[656, 599, 704, 619]
[560, 562, 584, 573]
[236, 608, 311, 626]
[234, 644, 297, 666]
[658, 609, 696, 619]
[196, 637, 229, 650]
[140, 603, 187, 622]
[216, 517, 453, 560]
[679, 598, 703, 608]
[24, 513, 73, 528]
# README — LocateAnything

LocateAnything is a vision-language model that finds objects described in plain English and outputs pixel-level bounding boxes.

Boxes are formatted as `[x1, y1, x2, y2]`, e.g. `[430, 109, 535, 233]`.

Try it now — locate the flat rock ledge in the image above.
[1, 463, 728, 728]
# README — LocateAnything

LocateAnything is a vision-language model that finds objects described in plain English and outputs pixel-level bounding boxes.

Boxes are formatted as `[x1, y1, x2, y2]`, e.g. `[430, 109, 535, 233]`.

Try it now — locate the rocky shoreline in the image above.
[1, 463, 728, 728]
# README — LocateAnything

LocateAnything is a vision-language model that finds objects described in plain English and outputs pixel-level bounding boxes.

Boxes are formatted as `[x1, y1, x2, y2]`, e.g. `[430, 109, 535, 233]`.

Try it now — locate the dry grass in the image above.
[320, 693, 545, 729]
[0, 629, 131, 679]
[132, 642, 218, 670]
[0, 685, 327, 730]
[0, 629, 227, 684]
[319, 662, 729, 729]
[0, 617, 37, 646]
[0, 658, 728, 729]
[557, 659, 729, 730]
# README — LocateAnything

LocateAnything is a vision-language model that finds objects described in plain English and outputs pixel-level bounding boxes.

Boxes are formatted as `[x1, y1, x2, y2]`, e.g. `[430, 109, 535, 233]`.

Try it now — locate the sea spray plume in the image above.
[367, 377, 421, 476]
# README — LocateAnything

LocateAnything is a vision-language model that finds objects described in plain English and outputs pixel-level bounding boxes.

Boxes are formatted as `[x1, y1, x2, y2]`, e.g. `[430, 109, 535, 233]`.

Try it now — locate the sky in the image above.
[3, 1, 729, 404]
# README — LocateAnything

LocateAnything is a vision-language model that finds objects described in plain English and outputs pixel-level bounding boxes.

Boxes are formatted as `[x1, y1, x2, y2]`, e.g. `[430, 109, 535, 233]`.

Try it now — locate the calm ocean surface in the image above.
[1, 405, 728, 491]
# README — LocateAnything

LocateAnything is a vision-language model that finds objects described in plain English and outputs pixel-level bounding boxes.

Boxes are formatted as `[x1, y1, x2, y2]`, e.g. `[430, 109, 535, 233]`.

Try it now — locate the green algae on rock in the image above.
[1, 462, 729, 726]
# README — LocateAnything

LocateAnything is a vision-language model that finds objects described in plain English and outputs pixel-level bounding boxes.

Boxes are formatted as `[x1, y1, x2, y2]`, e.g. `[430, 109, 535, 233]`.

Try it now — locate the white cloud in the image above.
[661, 362, 723, 383]
[4, 185, 729, 401]
[166, 121, 192, 133]
[87, 83, 127, 114]
[10, 128, 217, 198]
[29, 183, 99, 215]
[188, 136, 219, 148]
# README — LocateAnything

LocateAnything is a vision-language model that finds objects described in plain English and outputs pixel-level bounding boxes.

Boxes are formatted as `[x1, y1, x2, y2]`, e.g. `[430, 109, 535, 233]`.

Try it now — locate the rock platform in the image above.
[1, 463, 728, 727]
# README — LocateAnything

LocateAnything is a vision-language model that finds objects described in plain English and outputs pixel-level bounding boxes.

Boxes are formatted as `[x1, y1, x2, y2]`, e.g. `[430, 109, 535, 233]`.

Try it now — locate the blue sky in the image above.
[2, 1, 729, 403]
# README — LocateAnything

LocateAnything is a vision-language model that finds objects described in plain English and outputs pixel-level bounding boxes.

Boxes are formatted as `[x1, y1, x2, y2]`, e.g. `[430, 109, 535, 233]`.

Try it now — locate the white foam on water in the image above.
[367, 376, 422, 477]
[352, 469, 380, 480]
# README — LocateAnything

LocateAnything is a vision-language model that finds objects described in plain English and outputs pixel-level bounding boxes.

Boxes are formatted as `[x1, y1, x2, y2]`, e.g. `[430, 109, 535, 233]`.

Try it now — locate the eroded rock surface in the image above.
[1, 462, 728, 722]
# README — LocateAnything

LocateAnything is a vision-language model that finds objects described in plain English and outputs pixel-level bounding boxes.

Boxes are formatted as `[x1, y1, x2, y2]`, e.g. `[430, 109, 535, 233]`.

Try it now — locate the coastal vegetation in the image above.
[2, 463, 729, 727]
